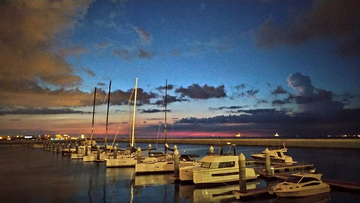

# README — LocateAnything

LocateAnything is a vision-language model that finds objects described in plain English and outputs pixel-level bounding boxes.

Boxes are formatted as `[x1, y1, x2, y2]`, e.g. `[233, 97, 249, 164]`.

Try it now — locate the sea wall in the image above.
[116, 138, 360, 149]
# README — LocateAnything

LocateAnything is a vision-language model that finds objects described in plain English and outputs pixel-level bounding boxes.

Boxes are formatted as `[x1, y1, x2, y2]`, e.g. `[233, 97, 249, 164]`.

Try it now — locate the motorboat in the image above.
[179, 145, 258, 185]
[251, 143, 296, 164]
[269, 173, 330, 197]
[135, 151, 199, 174]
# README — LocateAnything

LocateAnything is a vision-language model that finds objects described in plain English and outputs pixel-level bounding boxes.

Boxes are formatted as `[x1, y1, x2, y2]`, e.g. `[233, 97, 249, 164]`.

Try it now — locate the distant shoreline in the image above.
[1, 138, 359, 149]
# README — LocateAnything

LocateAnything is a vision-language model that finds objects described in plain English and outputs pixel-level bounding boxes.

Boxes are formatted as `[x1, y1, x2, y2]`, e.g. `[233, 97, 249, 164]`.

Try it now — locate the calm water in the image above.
[1, 143, 359, 203]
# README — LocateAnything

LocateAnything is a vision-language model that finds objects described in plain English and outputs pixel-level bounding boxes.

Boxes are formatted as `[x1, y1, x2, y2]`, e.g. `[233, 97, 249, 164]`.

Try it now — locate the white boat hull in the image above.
[70, 153, 84, 159]
[83, 153, 107, 162]
[106, 156, 137, 167]
[135, 161, 198, 174]
[271, 173, 331, 198]
[192, 167, 258, 184]
[274, 186, 330, 197]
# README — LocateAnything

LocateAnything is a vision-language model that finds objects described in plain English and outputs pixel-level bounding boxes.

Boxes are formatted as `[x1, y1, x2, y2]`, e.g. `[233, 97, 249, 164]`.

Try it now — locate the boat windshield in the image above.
[201, 162, 211, 168]
[285, 175, 302, 183]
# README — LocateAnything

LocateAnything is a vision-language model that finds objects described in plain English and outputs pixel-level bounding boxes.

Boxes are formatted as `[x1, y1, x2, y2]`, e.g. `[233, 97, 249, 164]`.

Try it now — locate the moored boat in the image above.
[179, 145, 258, 185]
[251, 143, 296, 164]
[134, 80, 200, 174]
[269, 173, 330, 197]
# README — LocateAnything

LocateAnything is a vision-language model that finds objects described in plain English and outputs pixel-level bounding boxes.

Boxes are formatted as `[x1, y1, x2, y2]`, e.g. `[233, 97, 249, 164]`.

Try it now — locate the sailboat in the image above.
[106, 78, 145, 167]
[83, 86, 108, 162]
[135, 80, 199, 174]
[71, 87, 98, 159]
[104, 80, 112, 152]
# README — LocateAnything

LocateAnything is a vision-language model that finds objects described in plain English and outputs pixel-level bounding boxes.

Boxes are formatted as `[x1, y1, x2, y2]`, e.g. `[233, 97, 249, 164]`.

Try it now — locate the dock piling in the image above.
[265, 148, 271, 176]
[114, 144, 118, 159]
[137, 147, 141, 163]
[97, 145, 100, 160]
[209, 146, 214, 154]
[239, 153, 247, 191]
[174, 145, 179, 180]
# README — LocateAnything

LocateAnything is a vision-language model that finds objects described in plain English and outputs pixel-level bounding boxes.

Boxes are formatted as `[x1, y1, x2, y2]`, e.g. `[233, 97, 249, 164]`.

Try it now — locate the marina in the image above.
[1, 141, 360, 203]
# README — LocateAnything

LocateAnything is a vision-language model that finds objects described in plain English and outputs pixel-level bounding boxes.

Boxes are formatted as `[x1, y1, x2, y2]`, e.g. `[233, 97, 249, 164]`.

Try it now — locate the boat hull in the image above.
[274, 186, 330, 197]
[83, 153, 107, 162]
[192, 167, 258, 184]
[70, 153, 84, 159]
[135, 161, 198, 174]
[251, 155, 291, 164]
[106, 156, 137, 167]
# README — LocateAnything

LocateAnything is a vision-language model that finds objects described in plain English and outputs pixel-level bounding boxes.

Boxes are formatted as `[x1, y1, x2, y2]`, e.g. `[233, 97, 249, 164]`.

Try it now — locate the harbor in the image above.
[1, 140, 360, 202]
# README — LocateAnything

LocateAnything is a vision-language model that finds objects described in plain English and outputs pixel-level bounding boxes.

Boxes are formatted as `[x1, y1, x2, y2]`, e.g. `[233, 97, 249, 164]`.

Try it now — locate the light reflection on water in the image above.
[0, 144, 359, 203]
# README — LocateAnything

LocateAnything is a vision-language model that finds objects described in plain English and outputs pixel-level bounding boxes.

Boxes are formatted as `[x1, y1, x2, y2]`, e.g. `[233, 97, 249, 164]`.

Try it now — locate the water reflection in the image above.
[275, 192, 331, 203]
[180, 181, 259, 203]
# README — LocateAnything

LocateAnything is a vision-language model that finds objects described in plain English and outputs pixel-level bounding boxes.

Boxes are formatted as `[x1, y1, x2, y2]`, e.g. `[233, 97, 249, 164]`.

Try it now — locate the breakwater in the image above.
[1, 138, 359, 149]
[118, 138, 360, 149]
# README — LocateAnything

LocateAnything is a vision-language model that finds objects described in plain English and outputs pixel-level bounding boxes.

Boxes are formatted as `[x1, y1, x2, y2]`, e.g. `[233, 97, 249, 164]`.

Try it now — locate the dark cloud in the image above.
[138, 49, 154, 59]
[274, 72, 347, 115]
[234, 84, 246, 90]
[112, 48, 154, 60]
[112, 49, 132, 61]
[175, 84, 226, 99]
[154, 95, 189, 106]
[0, 107, 88, 115]
[139, 109, 170, 114]
[134, 27, 151, 43]
[111, 88, 158, 106]
[271, 86, 288, 95]
[272, 99, 287, 106]
[255, 0, 360, 57]
[176, 109, 289, 124]
[80, 67, 96, 77]
[96, 42, 111, 49]
[156, 84, 175, 92]
[209, 106, 245, 111]
[287, 72, 314, 97]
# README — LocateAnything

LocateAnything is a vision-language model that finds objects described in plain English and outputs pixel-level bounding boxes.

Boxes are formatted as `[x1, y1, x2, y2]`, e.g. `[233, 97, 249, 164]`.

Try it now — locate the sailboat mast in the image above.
[131, 78, 138, 148]
[164, 79, 167, 154]
[90, 87, 97, 142]
[105, 81, 111, 150]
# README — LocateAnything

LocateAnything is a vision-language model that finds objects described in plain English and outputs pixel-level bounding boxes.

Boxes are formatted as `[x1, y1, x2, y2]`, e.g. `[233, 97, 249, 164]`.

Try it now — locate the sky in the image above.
[1, 0, 359, 139]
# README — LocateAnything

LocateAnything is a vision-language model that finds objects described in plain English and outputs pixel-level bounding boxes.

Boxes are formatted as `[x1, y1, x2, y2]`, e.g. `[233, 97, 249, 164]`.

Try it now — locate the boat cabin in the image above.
[199, 156, 238, 169]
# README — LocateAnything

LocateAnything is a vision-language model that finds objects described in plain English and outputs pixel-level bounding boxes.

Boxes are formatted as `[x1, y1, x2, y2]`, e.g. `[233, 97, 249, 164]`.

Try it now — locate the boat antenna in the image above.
[131, 78, 138, 149]
[164, 79, 168, 154]
[90, 87, 96, 143]
[105, 80, 111, 151]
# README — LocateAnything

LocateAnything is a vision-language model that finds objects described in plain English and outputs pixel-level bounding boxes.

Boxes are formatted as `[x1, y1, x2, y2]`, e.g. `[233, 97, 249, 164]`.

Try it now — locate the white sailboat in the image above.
[71, 88, 98, 159]
[106, 78, 142, 167]
[83, 86, 107, 162]
[135, 80, 199, 174]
